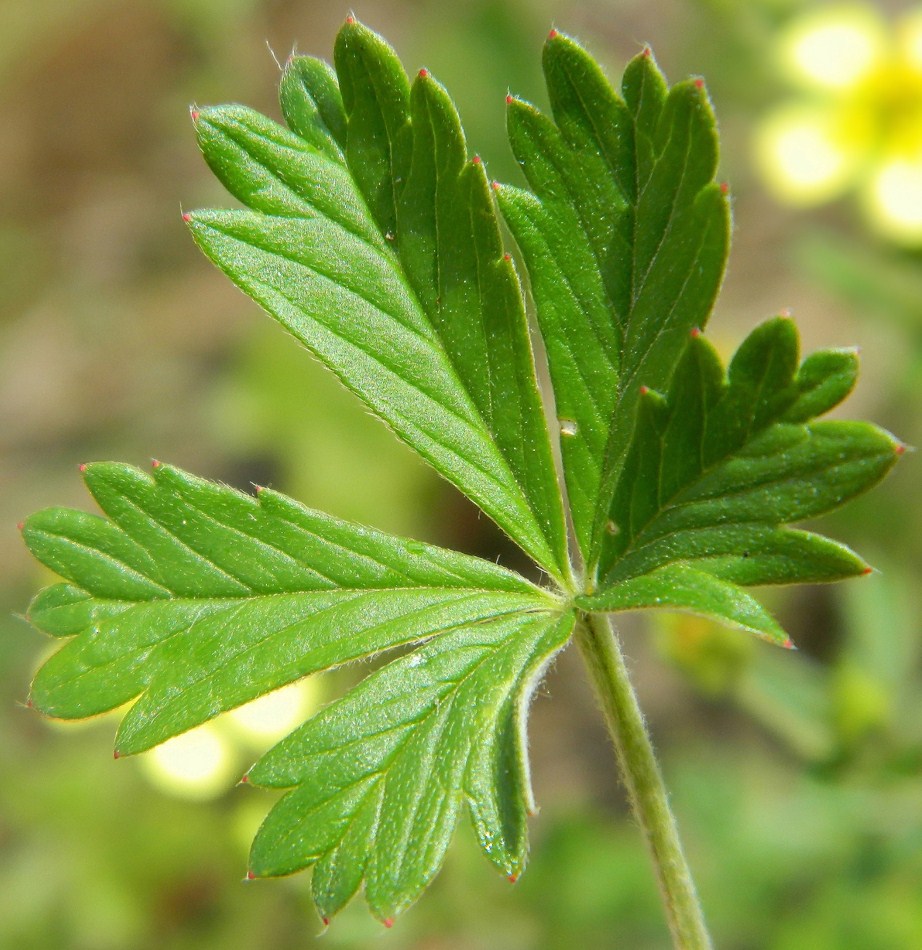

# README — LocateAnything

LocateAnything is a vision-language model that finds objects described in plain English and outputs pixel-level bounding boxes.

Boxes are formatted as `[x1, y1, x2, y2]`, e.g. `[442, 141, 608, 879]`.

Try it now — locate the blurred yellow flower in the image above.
[137, 678, 320, 801]
[754, 3, 922, 243]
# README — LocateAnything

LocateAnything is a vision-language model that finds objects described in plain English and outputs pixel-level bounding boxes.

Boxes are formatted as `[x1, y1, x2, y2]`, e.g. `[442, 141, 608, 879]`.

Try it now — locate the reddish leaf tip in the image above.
[778, 307, 792, 319]
[240, 772, 250, 783]
[505, 94, 514, 104]
[113, 750, 121, 759]
[690, 327, 702, 338]
[508, 873, 519, 884]
[642, 46, 652, 58]
[383, 918, 394, 929]
[548, 29, 559, 39]
[345, 15, 355, 24]
[182, 212, 192, 223]
[720, 181, 729, 195]
[246, 871, 256, 880]
[24, 697, 34, 709]
[418, 68, 429, 79]
[782, 638, 796, 650]
[503, 252, 512, 261]
[472, 154, 482, 165]
[862, 566, 874, 576]
[639, 385, 650, 396]
[151, 459, 162, 469]
[322, 917, 330, 927]
[895, 442, 907, 456]
[78, 463, 87, 473]
[492, 180, 501, 191]
[694, 78, 705, 89]
[16, 521, 24, 532]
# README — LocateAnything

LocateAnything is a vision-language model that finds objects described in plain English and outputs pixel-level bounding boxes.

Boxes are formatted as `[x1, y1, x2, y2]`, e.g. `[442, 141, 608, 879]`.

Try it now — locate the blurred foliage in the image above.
[1, 0, 918, 947]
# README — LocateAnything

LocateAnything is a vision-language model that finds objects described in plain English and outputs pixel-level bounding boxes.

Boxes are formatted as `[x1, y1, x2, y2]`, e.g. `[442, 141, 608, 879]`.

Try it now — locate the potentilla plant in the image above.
[19, 18, 903, 948]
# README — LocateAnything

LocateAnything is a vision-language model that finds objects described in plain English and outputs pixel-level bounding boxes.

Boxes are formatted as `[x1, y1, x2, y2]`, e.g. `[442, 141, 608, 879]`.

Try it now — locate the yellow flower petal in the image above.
[226, 678, 318, 745]
[897, 7, 922, 70]
[754, 105, 861, 205]
[863, 156, 922, 243]
[139, 723, 237, 801]
[780, 3, 886, 91]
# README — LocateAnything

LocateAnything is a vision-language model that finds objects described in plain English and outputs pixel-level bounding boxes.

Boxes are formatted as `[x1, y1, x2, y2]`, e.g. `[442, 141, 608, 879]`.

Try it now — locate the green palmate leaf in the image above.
[186, 18, 570, 583]
[22, 462, 555, 755]
[247, 610, 574, 924]
[578, 318, 902, 643]
[580, 564, 787, 643]
[18, 17, 905, 936]
[497, 32, 730, 569]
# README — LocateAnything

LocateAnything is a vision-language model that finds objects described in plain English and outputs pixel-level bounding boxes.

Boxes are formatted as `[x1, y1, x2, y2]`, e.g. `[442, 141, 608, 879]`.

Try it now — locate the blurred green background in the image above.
[2, 1, 920, 947]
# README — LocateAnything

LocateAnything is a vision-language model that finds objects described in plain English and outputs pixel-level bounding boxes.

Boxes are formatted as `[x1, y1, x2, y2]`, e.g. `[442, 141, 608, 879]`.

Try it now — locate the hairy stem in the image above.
[576, 611, 712, 950]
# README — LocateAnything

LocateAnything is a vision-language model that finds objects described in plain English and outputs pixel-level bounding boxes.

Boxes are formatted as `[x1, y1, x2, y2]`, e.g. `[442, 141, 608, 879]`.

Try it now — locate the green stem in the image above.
[576, 611, 712, 950]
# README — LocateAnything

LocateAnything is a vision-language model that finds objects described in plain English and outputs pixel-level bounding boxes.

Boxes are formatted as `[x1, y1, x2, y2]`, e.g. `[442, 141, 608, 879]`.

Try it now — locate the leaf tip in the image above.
[321, 917, 330, 928]
[694, 78, 705, 90]
[78, 463, 87, 473]
[642, 45, 652, 58]
[181, 211, 192, 223]
[492, 180, 502, 192]
[690, 327, 702, 339]
[861, 565, 875, 576]
[189, 107, 200, 123]
[472, 154, 482, 165]
[345, 14, 355, 25]
[382, 917, 394, 929]
[151, 459, 162, 469]
[639, 385, 650, 396]
[894, 441, 908, 456]
[507, 873, 519, 884]
[113, 749, 121, 760]
[778, 307, 793, 319]
[505, 94, 514, 105]
[720, 181, 730, 196]
[246, 870, 257, 880]
[418, 67, 429, 79]
[239, 772, 250, 784]
[547, 28, 559, 40]
[16, 520, 24, 533]
[781, 637, 796, 651]
[503, 252, 512, 261]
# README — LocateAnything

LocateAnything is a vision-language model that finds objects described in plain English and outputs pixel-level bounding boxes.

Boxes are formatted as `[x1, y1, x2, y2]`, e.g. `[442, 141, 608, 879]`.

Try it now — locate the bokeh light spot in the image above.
[226, 679, 317, 745]
[755, 106, 857, 205]
[781, 5, 885, 91]
[139, 724, 236, 801]
[864, 157, 922, 243]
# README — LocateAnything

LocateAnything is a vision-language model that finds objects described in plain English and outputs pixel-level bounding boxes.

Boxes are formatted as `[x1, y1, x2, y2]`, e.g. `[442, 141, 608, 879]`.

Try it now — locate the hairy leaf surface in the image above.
[22, 463, 553, 755]
[17, 18, 904, 930]
[579, 318, 901, 641]
[186, 20, 570, 582]
[498, 33, 730, 567]
[247, 610, 574, 922]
